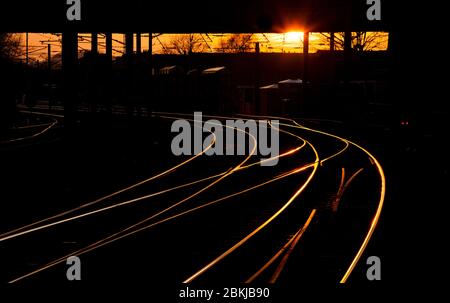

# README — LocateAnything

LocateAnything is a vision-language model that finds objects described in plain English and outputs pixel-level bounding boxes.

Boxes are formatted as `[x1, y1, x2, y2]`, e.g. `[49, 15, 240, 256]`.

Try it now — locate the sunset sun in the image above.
[285, 31, 303, 43]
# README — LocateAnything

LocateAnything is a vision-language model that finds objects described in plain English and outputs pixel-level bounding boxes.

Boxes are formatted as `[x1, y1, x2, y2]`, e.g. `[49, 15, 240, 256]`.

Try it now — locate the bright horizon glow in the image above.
[14, 32, 389, 64]
[284, 32, 303, 44]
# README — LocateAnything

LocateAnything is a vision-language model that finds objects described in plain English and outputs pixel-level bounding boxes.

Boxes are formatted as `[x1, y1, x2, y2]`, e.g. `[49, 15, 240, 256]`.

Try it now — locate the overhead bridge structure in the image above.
[2, 0, 399, 124]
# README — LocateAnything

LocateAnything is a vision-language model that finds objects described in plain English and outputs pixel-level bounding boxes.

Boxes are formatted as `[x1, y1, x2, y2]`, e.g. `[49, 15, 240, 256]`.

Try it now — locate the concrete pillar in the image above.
[26, 32, 29, 65]
[302, 32, 310, 112]
[330, 32, 335, 52]
[344, 31, 352, 53]
[47, 44, 51, 71]
[254, 42, 260, 114]
[105, 33, 112, 62]
[104, 33, 113, 114]
[62, 31, 78, 129]
[148, 33, 153, 112]
[47, 44, 52, 109]
[136, 33, 141, 55]
[148, 33, 153, 55]
[149, 33, 153, 75]
[91, 33, 98, 54]
[303, 31, 310, 82]
[125, 33, 134, 57]
[125, 33, 134, 115]
[344, 31, 352, 82]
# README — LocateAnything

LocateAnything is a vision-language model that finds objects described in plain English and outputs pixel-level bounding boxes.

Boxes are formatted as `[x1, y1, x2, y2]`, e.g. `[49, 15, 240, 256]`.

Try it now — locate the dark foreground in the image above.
[0, 109, 446, 297]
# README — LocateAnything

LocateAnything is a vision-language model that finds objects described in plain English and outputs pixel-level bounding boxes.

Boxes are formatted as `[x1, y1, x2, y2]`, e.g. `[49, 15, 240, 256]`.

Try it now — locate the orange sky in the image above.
[15, 32, 389, 64]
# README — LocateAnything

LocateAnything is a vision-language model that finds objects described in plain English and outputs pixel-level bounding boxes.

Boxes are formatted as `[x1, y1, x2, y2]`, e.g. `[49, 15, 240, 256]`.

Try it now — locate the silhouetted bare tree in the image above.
[167, 34, 206, 55]
[220, 34, 253, 53]
[0, 33, 21, 60]
[0, 33, 21, 130]
[319, 32, 388, 51]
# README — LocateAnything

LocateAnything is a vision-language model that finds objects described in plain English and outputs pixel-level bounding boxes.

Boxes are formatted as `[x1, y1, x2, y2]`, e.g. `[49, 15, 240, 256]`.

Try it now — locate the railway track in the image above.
[0, 111, 385, 286]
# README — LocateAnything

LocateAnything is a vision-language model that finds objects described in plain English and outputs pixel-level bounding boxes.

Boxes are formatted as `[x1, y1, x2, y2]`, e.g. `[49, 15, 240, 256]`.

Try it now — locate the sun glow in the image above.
[285, 32, 303, 43]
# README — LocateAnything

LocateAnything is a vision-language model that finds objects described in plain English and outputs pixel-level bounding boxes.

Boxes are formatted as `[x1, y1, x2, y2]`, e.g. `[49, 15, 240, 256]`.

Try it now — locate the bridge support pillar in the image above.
[91, 33, 98, 54]
[136, 33, 142, 55]
[62, 31, 78, 130]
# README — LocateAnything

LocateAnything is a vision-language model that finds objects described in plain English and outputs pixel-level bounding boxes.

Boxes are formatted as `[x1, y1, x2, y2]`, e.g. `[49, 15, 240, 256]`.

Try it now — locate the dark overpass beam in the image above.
[62, 31, 79, 130]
